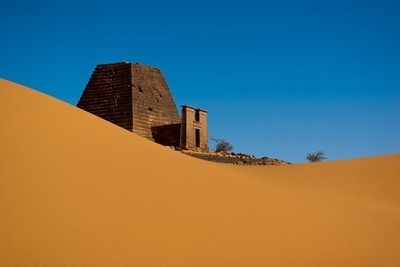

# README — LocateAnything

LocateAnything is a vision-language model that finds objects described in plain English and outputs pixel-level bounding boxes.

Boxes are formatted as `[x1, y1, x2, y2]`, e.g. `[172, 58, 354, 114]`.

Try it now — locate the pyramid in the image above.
[77, 62, 208, 150]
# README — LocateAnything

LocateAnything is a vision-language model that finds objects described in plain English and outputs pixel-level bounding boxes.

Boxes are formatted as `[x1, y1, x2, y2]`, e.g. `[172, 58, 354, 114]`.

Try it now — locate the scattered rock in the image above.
[180, 150, 291, 165]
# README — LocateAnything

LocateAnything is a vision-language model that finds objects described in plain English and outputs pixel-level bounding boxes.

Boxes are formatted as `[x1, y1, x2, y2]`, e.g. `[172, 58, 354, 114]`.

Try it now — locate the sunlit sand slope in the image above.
[1, 78, 399, 267]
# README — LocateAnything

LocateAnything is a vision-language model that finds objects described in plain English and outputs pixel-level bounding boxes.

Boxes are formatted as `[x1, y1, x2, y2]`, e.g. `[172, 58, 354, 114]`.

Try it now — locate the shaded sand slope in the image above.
[1, 78, 399, 267]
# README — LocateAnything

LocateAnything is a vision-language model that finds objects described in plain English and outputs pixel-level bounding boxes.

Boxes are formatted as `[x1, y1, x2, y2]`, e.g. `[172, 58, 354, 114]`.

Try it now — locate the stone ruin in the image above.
[77, 62, 208, 151]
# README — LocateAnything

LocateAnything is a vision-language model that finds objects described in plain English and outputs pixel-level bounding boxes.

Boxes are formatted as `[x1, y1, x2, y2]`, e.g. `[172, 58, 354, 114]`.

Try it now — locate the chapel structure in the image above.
[77, 62, 208, 151]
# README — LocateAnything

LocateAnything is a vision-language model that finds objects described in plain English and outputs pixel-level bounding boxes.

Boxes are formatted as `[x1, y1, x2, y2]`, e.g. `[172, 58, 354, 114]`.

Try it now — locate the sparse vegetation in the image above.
[306, 151, 326, 163]
[211, 137, 234, 153]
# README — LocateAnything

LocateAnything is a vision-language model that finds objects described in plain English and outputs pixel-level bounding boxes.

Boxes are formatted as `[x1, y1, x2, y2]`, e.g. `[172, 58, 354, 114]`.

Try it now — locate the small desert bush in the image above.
[211, 137, 234, 153]
[306, 151, 326, 163]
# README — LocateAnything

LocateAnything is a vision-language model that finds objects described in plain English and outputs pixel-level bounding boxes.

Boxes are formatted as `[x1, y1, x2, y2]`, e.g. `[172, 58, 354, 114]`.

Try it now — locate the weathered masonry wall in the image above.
[77, 62, 133, 131]
[151, 123, 181, 147]
[131, 64, 181, 140]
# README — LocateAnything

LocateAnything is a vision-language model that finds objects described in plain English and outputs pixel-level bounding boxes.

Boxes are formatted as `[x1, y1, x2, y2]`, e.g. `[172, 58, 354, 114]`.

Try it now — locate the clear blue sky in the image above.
[1, 0, 399, 163]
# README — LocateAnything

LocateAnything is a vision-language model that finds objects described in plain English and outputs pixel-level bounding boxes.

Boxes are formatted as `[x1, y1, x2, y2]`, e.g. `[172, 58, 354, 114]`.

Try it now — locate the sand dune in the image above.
[1, 78, 399, 267]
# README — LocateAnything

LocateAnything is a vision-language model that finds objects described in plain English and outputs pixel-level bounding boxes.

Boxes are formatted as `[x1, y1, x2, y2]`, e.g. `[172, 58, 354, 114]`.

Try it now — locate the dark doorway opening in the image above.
[195, 129, 200, 148]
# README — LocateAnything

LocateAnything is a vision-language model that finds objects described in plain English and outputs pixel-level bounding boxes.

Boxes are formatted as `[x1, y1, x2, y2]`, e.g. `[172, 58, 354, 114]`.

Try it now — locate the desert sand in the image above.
[1, 78, 399, 267]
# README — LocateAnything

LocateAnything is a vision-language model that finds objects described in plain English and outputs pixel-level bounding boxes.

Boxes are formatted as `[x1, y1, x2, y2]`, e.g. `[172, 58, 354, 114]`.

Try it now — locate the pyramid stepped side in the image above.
[131, 63, 181, 140]
[77, 62, 133, 131]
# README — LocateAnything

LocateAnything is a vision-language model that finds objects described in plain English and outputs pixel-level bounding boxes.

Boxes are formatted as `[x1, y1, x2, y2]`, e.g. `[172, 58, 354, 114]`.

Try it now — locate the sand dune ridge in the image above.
[1, 78, 399, 267]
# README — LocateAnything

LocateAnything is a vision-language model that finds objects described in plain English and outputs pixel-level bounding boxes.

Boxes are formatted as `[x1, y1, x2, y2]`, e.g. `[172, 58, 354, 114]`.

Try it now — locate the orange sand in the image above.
[1, 78, 399, 267]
